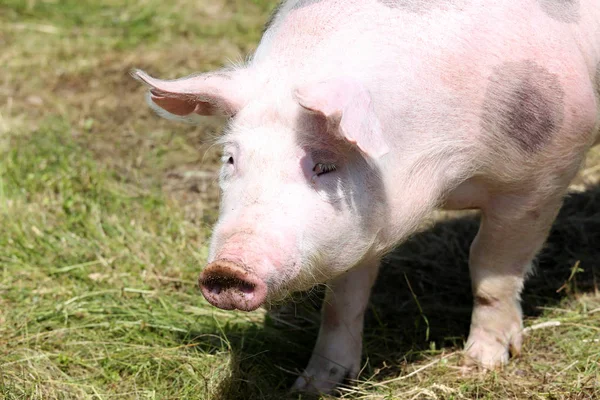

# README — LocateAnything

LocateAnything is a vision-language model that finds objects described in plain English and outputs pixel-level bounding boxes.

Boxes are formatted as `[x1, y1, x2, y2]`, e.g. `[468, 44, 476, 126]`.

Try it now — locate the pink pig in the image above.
[133, 0, 600, 393]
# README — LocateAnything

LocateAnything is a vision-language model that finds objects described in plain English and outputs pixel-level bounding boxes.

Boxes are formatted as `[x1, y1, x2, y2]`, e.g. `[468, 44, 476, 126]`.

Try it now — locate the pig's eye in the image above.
[313, 162, 337, 176]
[227, 156, 234, 165]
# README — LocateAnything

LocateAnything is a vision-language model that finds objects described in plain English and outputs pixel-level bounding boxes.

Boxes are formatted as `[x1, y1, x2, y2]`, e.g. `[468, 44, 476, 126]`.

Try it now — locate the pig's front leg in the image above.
[464, 191, 565, 369]
[292, 259, 380, 394]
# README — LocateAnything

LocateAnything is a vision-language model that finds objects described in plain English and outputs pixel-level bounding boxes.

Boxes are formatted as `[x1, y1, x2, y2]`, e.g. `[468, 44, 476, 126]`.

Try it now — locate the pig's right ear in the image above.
[131, 69, 247, 120]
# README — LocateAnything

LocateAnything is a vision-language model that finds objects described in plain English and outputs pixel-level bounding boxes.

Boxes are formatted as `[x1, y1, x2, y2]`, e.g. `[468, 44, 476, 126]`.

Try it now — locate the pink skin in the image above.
[200, 118, 386, 309]
[133, 0, 600, 394]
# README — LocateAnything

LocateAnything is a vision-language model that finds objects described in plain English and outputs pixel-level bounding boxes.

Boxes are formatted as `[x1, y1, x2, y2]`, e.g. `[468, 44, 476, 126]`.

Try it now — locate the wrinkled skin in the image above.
[133, 0, 600, 394]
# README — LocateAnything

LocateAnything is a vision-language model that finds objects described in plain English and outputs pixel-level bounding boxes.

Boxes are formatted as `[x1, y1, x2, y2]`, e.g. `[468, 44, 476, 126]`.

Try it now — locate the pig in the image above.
[132, 0, 600, 394]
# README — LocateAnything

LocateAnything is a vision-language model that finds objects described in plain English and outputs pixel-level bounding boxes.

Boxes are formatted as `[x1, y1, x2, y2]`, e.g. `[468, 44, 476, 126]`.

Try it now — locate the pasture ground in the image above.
[1, 1, 599, 398]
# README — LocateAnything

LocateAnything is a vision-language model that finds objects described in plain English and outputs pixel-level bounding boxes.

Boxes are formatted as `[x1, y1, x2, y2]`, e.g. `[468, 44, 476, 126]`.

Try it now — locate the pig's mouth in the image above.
[198, 259, 268, 311]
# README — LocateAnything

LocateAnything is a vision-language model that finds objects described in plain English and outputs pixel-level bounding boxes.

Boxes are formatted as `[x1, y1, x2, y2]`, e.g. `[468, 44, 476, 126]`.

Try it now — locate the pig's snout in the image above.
[199, 260, 267, 311]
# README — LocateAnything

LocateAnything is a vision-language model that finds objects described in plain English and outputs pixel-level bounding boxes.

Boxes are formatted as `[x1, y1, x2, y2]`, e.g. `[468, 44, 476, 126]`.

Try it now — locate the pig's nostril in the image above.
[238, 282, 255, 294]
[204, 281, 223, 295]
[203, 275, 255, 295]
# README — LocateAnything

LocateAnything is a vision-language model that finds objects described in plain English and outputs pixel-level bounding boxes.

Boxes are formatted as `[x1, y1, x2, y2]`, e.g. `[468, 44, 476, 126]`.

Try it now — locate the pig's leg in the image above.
[292, 259, 380, 394]
[464, 191, 564, 369]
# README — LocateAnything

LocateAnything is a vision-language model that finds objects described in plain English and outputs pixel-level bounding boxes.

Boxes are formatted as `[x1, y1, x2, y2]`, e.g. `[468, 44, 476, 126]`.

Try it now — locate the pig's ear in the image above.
[294, 78, 389, 158]
[131, 69, 247, 119]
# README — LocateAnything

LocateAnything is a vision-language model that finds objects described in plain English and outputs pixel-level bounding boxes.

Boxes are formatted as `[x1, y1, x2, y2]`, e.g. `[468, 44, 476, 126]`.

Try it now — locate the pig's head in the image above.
[133, 68, 390, 311]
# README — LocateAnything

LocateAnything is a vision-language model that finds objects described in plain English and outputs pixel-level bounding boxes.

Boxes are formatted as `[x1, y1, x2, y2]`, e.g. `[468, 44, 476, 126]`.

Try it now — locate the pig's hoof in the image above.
[291, 359, 358, 394]
[461, 326, 522, 371]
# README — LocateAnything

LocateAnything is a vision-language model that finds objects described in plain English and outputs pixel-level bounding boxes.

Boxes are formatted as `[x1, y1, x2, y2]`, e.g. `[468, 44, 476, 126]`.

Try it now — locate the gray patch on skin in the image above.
[377, 0, 464, 13]
[481, 60, 565, 153]
[538, 0, 580, 23]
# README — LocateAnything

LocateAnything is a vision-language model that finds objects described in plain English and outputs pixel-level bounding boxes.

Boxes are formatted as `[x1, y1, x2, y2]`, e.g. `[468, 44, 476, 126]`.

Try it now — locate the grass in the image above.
[0, 0, 599, 399]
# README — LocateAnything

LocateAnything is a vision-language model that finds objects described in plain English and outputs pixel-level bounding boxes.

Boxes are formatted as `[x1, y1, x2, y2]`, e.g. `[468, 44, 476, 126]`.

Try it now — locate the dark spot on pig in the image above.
[328, 366, 339, 377]
[481, 60, 565, 153]
[538, 0, 580, 23]
[377, 0, 467, 13]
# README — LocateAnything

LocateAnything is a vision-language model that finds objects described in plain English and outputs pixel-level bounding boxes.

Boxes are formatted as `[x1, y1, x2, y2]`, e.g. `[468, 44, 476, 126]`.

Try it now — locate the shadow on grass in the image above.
[200, 184, 600, 399]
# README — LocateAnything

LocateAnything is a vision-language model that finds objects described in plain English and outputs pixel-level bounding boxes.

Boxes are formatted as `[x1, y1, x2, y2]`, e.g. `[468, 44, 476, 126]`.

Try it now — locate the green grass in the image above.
[1, 1, 599, 399]
[0, 121, 220, 398]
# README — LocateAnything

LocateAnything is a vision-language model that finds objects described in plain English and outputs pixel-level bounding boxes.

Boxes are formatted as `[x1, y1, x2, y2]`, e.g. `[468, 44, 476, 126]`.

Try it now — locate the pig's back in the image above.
[252, 0, 600, 163]
[254, 0, 599, 80]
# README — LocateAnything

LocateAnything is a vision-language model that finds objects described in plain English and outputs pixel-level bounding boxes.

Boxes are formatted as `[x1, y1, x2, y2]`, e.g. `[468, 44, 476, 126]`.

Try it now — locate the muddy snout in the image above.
[199, 260, 267, 311]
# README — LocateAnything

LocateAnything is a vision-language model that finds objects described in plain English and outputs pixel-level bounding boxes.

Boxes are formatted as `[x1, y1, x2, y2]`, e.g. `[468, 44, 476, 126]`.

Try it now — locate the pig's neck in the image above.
[375, 151, 469, 255]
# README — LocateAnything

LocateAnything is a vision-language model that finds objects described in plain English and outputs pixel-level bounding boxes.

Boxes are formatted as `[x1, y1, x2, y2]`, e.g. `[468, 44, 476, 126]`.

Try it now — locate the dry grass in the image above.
[1, 1, 599, 399]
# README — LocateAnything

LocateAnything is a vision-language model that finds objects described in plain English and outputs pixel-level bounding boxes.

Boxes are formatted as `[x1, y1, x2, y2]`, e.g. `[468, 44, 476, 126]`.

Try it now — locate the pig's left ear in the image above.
[294, 78, 390, 158]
